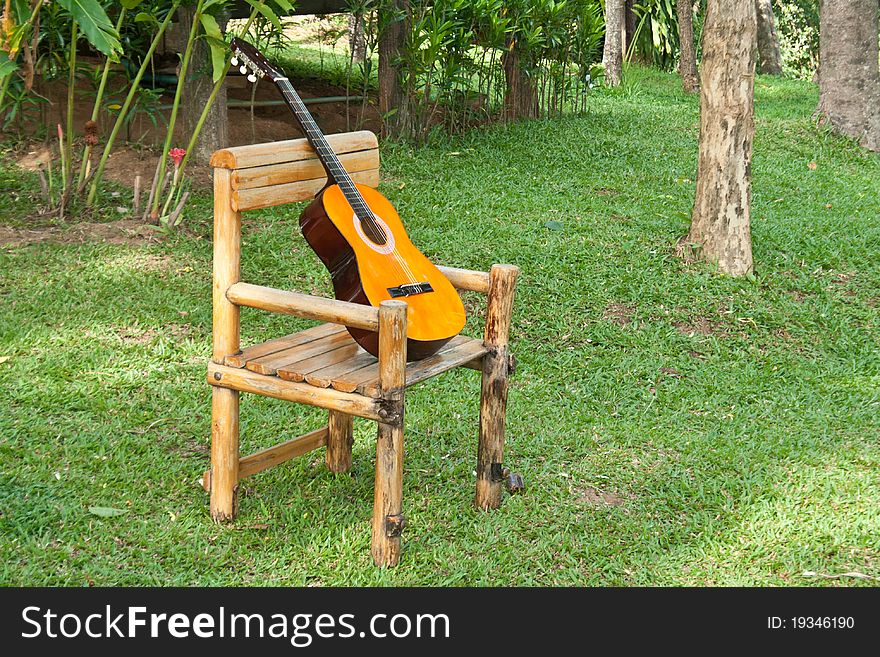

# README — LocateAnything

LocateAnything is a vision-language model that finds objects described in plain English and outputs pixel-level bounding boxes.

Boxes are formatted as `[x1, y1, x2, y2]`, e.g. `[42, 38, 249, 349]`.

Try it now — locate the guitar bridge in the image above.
[387, 282, 434, 298]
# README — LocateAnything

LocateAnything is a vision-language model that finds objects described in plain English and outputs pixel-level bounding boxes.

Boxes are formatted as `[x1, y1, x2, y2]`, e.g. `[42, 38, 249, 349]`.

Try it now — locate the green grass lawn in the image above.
[1, 68, 878, 586]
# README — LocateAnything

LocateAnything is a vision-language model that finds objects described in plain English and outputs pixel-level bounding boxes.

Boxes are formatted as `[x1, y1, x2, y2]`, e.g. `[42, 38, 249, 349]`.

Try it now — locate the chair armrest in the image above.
[226, 282, 380, 331]
[437, 265, 491, 293]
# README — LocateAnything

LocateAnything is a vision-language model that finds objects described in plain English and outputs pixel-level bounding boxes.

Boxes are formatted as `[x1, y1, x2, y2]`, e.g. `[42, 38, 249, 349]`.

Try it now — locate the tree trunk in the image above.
[755, 0, 783, 75]
[684, 0, 756, 277]
[624, 0, 637, 58]
[677, 0, 700, 93]
[349, 13, 366, 63]
[378, 0, 409, 137]
[502, 40, 538, 120]
[602, 0, 625, 87]
[179, 6, 228, 162]
[816, 0, 880, 152]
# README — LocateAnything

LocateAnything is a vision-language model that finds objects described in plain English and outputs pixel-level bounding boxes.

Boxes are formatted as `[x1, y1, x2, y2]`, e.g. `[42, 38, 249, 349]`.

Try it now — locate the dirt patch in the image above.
[658, 366, 683, 379]
[603, 302, 635, 326]
[0, 219, 161, 249]
[673, 315, 722, 337]
[114, 322, 194, 346]
[774, 326, 793, 341]
[14, 69, 380, 193]
[169, 439, 210, 459]
[577, 486, 628, 508]
[15, 146, 53, 171]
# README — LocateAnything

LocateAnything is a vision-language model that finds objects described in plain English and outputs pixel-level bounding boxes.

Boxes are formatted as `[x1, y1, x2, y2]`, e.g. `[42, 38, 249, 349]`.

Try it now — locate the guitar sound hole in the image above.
[356, 212, 388, 246]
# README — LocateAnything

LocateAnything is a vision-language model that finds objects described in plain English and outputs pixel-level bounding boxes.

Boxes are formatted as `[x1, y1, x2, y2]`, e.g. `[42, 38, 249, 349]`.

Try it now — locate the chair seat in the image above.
[224, 323, 488, 398]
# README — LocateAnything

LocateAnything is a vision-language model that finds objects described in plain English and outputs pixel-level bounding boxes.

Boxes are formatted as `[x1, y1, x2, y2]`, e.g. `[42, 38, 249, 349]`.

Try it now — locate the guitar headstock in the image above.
[229, 37, 283, 83]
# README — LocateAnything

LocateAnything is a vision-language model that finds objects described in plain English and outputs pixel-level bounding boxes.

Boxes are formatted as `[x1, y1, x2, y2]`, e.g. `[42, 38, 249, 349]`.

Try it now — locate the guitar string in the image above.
[279, 85, 421, 286]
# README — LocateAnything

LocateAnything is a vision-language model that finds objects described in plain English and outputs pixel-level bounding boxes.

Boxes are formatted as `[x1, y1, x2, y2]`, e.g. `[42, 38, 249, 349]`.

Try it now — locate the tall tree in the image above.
[816, 0, 880, 151]
[602, 0, 624, 87]
[755, 0, 783, 75]
[676, 0, 700, 93]
[179, 6, 227, 164]
[378, 0, 409, 136]
[624, 0, 637, 58]
[349, 13, 366, 63]
[683, 0, 756, 276]
[502, 39, 538, 120]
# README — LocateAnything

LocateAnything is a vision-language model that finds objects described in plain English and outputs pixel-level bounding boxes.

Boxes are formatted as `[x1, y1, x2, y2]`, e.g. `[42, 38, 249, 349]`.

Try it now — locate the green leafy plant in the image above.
[86, 2, 181, 207]
[151, 0, 295, 227]
[628, 0, 679, 69]
[774, 0, 819, 79]
[76, 0, 142, 193]
[384, 0, 604, 139]
[0, 0, 44, 128]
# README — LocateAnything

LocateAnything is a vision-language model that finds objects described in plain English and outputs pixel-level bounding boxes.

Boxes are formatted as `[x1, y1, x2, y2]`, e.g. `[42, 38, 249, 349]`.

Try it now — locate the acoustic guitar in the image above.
[229, 38, 466, 361]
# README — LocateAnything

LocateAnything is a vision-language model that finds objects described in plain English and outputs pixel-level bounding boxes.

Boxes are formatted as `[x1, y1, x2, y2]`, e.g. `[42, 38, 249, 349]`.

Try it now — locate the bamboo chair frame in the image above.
[205, 131, 519, 566]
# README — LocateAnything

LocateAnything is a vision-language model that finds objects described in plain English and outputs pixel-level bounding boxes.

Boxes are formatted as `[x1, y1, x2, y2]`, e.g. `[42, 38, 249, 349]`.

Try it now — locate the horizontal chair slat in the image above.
[226, 282, 380, 331]
[239, 426, 328, 479]
[233, 168, 379, 211]
[211, 130, 379, 170]
[203, 426, 330, 490]
[207, 362, 387, 422]
[232, 149, 379, 192]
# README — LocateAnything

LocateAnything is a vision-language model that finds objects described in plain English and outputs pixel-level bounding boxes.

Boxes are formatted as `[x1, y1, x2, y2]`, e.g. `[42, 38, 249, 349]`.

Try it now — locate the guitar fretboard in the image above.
[276, 78, 377, 230]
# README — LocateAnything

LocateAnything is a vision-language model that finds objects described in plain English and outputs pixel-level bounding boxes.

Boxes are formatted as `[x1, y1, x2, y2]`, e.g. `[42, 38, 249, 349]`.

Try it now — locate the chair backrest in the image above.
[210, 130, 380, 212]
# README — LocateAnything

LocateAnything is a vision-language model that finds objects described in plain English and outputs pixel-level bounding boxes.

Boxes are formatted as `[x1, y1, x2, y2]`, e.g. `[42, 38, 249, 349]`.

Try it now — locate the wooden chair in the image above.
[204, 130, 520, 566]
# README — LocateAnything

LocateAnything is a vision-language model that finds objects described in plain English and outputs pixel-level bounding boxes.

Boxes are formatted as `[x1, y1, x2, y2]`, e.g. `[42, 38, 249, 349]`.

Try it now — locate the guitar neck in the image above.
[275, 78, 365, 204]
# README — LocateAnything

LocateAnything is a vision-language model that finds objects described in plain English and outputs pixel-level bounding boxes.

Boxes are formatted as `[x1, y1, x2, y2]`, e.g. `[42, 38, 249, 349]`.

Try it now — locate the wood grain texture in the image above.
[210, 130, 378, 169]
[225, 323, 342, 368]
[210, 167, 241, 522]
[212, 168, 241, 363]
[246, 329, 351, 376]
[304, 350, 378, 390]
[358, 335, 486, 397]
[210, 387, 239, 521]
[239, 427, 328, 479]
[372, 301, 408, 566]
[277, 342, 362, 382]
[226, 282, 380, 331]
[234, 168, 379, 211]
[333, 335, 470, 397]
[326, 410, 354, 473]
[208, 361, 385, 421]
[436, 265, 491, 293]
[232, 150, 379, 191]
[475, 264, 519, 511]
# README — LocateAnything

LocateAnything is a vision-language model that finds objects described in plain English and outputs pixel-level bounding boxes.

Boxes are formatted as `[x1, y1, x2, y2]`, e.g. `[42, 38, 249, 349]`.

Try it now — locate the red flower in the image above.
[168, 148, 186, 167]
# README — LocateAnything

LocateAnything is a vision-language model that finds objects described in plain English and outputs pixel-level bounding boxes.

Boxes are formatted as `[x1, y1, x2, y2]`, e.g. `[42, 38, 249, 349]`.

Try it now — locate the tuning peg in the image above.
[239, 65, 248, 75]
[230, 56, 239, 66]
[247, 73, 257, 83]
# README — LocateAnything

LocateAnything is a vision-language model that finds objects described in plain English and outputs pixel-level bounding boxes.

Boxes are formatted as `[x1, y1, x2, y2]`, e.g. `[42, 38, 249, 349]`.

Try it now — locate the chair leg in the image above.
[371, 419, 405, 567]
[475, 349, 509, 510]
[210, 386, 240, 521]
[475, 264, 518, 511]
[326, 410, 354, 473]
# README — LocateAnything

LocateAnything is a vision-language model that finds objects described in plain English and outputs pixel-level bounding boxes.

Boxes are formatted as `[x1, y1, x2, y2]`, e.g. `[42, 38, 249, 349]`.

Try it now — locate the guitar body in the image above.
[300, 183, 466, 360]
